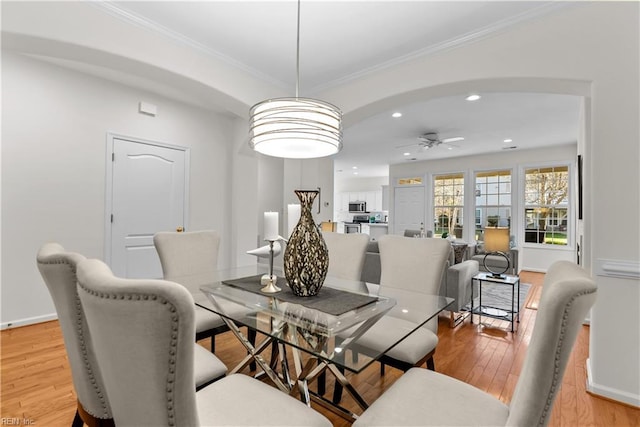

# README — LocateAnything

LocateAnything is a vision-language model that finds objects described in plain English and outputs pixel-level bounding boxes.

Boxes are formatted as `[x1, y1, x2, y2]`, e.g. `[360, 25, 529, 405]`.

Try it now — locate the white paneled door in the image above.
[107, 135, 189, 278]
[393, 185, 425, 235]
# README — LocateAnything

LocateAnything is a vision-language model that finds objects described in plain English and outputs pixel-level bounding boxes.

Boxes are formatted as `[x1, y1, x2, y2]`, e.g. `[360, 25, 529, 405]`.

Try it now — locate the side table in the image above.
[471, 272, 520, 332]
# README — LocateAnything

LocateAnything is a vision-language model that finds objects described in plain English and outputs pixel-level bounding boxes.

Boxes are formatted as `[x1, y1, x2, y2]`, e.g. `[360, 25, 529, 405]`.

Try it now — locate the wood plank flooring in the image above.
[2, 271, 639, 426]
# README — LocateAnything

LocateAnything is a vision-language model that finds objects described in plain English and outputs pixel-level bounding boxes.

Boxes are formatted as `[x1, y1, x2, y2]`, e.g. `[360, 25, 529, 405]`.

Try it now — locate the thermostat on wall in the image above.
[139, 101, 157, 116]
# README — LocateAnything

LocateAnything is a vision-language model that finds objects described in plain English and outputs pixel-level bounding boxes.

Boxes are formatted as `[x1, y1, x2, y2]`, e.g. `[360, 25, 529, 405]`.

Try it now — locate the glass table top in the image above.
[192, 264, 453, 373]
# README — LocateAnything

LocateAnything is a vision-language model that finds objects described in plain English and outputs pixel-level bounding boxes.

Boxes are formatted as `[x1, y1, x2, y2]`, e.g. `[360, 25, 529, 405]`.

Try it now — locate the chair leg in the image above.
[248, 328, 257, 371]
[76, 400, 115, 427]
[380, 362, 385, 375]
[426, 356, 435, 371]
[72, 409, 83, 427]
[210, 335, 216, 353]
[317, 362, 326, 395]
[332, 366, 345, 404]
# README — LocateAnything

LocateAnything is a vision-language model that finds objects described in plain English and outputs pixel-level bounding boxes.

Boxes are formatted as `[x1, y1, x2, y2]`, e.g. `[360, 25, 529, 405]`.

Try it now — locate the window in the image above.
[433, 173, 464, 238]
[398, 177, 423, 185]
[524, 165, 569, 245]
[475, 170, 511, 242]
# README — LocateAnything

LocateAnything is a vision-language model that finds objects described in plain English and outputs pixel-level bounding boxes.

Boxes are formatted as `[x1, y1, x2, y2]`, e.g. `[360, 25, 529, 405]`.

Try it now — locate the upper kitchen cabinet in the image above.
[337, 190, 383, 212]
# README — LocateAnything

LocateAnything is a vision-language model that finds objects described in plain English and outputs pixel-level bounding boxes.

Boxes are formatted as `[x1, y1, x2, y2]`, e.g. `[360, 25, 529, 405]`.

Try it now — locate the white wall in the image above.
[321, 2, 639, 407]
[0, 51, 240, 326]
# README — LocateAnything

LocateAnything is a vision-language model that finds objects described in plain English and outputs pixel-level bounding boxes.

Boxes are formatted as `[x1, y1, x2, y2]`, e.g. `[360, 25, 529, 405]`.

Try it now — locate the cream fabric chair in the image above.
[37, 243, 226, 427]
[154, 230, 229, 352]
[353, 260, 597, 427]
[323, 231, 370, 283]
[362, 234, 451, 370]
[36, 243, 113, 427]
[333, 235, 451, 403]
[320, 232, 370, 395]
[76, 258, 331, 427]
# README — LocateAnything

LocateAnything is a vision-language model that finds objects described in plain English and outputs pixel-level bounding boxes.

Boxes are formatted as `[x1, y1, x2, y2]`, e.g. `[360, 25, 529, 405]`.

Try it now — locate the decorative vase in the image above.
[284, 190, 328, 297]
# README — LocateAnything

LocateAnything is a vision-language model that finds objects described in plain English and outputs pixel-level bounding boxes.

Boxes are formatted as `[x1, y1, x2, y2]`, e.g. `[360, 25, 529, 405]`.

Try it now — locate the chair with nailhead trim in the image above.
[37, 243, 114, 427]
[76, 258, 332, 427]
[352, 260, 597, 427]
[37, 243, 227, 427]
[154, 230, 232, 353]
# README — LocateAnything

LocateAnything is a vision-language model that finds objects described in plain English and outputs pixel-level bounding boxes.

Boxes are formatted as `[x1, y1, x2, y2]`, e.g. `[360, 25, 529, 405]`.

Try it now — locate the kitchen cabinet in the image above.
[339, 190, 384, 212]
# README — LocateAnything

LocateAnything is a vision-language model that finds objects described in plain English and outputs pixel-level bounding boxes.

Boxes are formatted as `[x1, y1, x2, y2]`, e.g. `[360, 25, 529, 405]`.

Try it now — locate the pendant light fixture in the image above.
[249, 0, 342, 159]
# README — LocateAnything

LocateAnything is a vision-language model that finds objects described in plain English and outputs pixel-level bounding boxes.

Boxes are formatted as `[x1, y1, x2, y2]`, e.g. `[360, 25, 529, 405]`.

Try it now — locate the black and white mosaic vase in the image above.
[284, 190, 328, 297]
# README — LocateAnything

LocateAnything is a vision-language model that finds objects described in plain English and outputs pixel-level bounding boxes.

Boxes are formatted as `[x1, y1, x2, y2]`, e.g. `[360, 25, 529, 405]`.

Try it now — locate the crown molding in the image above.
[89, 1, 289, 91]
[308, 2, 575, 94]
[89, 1, 573, 96]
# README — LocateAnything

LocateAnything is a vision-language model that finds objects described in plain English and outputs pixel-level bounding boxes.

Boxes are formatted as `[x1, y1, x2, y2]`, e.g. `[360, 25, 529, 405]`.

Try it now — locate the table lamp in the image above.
[483, 227, 510, 278]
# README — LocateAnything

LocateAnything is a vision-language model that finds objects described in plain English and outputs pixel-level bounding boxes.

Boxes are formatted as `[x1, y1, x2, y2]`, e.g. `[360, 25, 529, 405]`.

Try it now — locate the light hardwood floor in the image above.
[2, 271, 639, 426]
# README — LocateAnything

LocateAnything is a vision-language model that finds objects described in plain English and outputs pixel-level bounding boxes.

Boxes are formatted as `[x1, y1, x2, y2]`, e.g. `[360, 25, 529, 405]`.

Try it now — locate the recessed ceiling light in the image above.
[392, 112, 402, 118]
[352, 166, 358, 169]
[503, 138, 513, 143]
[403, 152, 411, 156]
[465, 94, 481, 101]
[353, 171, 359, 175]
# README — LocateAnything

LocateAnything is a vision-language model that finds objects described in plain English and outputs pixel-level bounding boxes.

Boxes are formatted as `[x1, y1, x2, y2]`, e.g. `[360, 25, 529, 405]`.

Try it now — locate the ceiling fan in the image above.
[398, 132, 465, 151]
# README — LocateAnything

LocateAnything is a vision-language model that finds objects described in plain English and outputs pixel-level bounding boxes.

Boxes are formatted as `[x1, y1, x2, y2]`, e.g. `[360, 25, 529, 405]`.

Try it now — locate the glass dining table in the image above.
[188, 264, 453, 421]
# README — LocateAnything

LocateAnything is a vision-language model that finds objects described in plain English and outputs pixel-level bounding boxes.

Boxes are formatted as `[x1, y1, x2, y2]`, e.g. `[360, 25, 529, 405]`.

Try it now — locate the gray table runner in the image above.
[221, 275, 378, 316]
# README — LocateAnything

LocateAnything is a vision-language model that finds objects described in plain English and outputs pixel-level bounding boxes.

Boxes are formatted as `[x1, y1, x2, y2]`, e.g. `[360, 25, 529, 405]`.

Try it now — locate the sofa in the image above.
[361, 240, 479, 327]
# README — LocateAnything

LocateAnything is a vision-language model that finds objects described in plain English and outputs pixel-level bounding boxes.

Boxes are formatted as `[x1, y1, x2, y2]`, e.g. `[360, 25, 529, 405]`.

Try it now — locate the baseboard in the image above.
[586, 358, 640, 408]
[1, 313, 58, 330]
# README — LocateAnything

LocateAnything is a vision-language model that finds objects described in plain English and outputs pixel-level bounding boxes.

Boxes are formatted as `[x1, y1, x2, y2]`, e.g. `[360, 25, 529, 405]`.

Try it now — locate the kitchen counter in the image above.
[368, 223, 388, 227]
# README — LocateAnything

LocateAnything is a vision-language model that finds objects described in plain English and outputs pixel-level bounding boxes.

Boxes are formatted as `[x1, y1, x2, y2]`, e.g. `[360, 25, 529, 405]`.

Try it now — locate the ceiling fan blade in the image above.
[441, 136, 464, 143]
[396, 142, 420, 149]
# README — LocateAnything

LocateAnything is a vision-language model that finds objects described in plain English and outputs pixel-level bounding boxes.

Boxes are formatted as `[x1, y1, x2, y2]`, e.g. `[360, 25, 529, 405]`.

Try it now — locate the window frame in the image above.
[474, 168, 513, 244]
[432, 172, 465, 238]
[520, 162, 573, 248]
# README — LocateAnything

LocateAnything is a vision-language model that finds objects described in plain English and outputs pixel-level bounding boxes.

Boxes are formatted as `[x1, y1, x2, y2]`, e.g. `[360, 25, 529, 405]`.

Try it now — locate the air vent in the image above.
[502, 146, 517, 150]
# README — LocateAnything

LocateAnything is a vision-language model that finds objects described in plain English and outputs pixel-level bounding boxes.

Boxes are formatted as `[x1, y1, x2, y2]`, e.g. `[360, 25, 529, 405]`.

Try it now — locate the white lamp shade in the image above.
[249, 97, 342, 159]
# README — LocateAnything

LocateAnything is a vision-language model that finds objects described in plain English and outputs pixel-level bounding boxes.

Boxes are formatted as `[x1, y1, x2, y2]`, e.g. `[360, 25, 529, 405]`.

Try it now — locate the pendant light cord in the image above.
[296, 0, 300, 98]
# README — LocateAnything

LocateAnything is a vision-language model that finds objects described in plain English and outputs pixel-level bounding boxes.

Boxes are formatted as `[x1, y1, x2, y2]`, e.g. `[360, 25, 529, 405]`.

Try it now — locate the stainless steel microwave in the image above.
[348, 201, 367, 213]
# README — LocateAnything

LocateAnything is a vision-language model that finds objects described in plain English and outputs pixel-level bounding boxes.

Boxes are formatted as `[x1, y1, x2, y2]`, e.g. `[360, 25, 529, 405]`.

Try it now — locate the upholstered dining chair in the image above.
[36, 243, 227, 427]
[76, 258, 331, 427]
[364, 234, 451, 370]
[153, 230, 229, 352]
[323, 231, 370, 284]
[353, 260, 597, 426]
[319, 231, 370, 394]
[333, 234, 451, 403]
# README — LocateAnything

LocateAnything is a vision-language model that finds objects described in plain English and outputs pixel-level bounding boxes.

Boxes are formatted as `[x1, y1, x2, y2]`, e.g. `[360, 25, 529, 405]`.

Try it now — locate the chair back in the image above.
[36, 243, 112, 420]
[506, 261, 597, 426]
[77, 258, 199, 426]
[154, 230, 220, 286]
[323, 232, 370, 281]
[378, 235, 451, 333]
[378, 234, 450, 295]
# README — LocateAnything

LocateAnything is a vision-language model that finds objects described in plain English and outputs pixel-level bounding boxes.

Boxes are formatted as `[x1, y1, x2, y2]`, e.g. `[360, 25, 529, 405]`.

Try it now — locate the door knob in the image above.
[176, 226, 184, 232]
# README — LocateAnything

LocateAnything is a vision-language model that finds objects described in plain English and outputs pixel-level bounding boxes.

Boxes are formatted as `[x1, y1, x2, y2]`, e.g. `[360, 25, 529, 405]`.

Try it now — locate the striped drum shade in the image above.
[249, 97, 342, 159]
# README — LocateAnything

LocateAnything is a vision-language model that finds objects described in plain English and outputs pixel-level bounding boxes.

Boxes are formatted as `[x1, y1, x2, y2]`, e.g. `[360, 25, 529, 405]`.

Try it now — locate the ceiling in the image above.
[73, 2, 582, 177]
